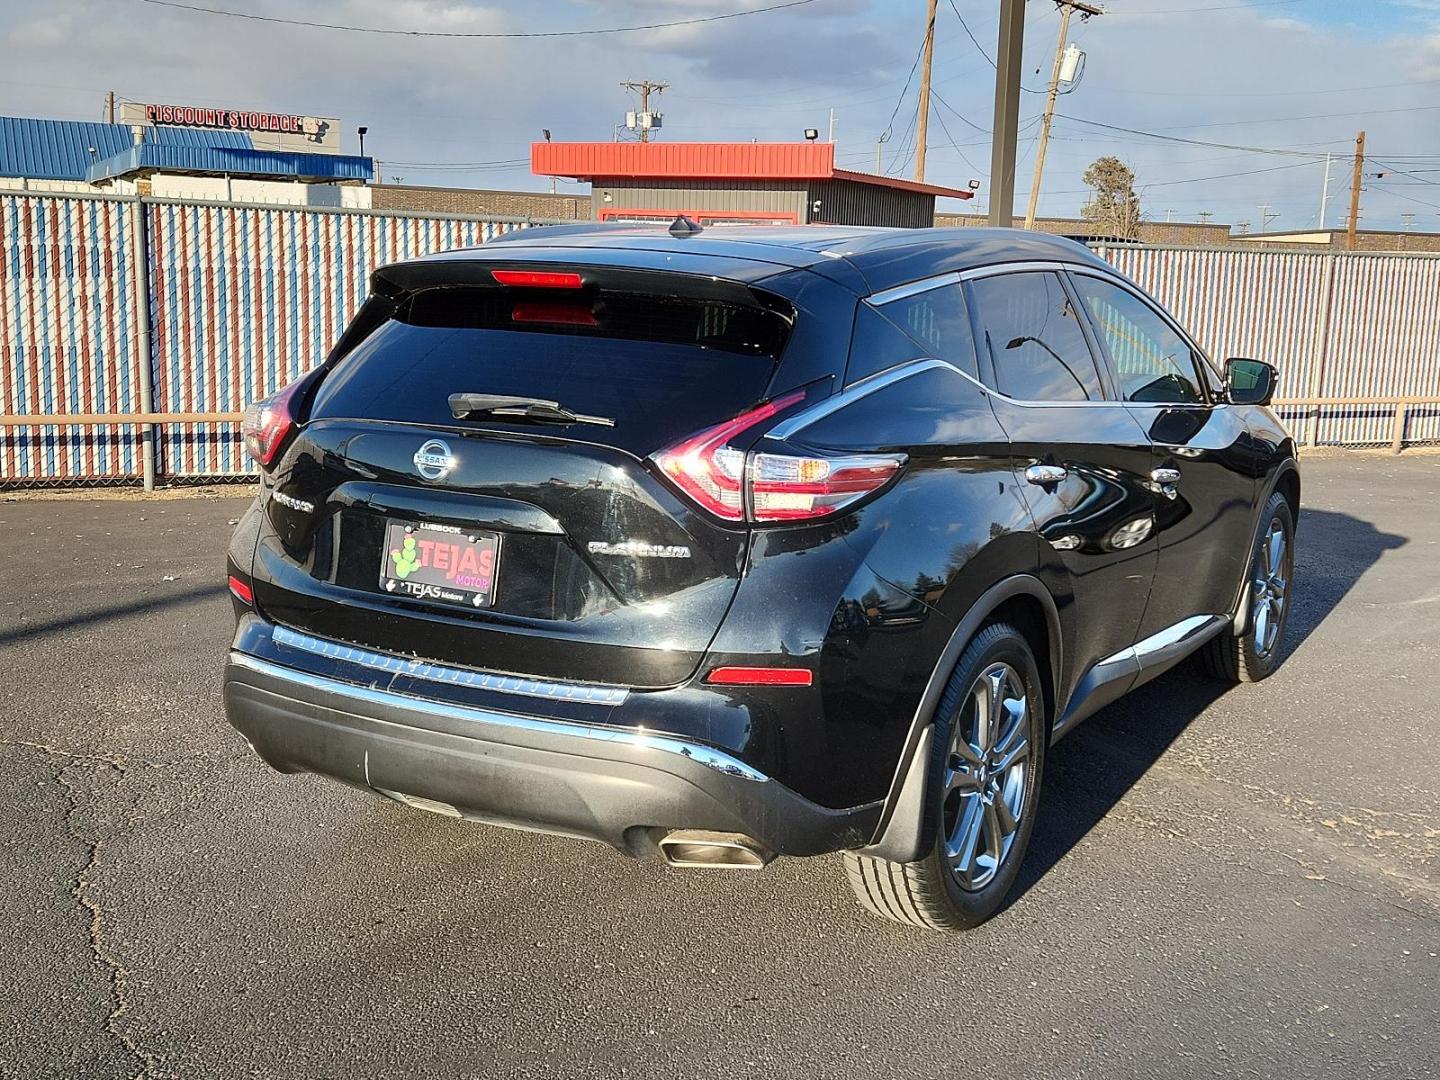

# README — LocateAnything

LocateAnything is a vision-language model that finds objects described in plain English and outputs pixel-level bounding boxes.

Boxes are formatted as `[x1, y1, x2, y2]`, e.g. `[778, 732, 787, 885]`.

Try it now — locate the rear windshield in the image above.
[309, 285, 793, 452]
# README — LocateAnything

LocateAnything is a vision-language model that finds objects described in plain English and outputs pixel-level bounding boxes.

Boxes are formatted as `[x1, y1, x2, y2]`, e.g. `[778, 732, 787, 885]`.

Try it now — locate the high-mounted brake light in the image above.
[490, 270, 584, 289]
[706, 666, 813, 687]
[241, 378, 304, 468]
[510, 301, 598, 326]
[651, 392, 905, 525]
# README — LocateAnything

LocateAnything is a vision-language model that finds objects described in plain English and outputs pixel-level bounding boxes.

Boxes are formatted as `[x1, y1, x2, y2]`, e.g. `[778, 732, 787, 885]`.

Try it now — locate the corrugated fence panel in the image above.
[145, 202, 524, 477]
[0, 194, 143, 479]
[9, 207, 1440, 483]
[1321, 255, 1440, 444]
[1096, 245, 1440, 445]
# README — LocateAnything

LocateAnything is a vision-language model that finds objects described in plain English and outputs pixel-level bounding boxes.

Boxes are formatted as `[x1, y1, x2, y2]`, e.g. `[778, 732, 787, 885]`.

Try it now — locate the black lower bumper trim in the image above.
[223, 653, 879, 857]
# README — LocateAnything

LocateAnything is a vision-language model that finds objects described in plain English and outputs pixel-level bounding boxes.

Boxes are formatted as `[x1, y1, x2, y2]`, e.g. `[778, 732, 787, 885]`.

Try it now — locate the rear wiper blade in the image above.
[448, 393, 615, 427]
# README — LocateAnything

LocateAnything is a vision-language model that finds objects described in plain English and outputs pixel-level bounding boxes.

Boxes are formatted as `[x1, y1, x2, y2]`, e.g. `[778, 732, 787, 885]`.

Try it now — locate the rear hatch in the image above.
[252, 259, 807, 689]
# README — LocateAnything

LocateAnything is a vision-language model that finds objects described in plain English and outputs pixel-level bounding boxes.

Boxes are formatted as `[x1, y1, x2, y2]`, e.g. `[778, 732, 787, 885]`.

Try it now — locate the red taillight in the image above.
[241, 379, 303, 468]
[749, 452, 904, 522]
[705, 666, 813, 687]
[652, 392, 804, 522]
[651, 392, 904, 525]
[491, 269, 583, 289]
[228, 574, 254, 606]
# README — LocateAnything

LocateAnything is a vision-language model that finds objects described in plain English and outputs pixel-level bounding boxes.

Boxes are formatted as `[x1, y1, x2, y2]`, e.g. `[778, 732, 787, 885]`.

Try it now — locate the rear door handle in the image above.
[1025, 464, 1068, 486]
[1150, 467, 1182, 499]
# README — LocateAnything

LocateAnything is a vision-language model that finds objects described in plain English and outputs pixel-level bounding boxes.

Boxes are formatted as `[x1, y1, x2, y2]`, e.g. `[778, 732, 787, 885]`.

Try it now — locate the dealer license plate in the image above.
[379, 520, 501, 609]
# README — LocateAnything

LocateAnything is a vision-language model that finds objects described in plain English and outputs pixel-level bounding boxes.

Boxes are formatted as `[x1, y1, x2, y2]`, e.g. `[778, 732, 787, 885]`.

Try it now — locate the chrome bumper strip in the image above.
[271, 624, 630, 706]
[228, 651, 770, 783]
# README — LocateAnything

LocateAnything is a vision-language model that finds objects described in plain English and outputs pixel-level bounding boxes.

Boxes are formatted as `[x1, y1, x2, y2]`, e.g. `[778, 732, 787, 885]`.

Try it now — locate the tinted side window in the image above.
[1071, 275, 1204, 404]
[848, 285, 979, 384]
[969, 272, 1105, 402]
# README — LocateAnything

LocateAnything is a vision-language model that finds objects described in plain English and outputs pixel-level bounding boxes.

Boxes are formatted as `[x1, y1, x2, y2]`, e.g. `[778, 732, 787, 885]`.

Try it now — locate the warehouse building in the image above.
[531, 141, 974, 228]
[0, 102, 373, 207]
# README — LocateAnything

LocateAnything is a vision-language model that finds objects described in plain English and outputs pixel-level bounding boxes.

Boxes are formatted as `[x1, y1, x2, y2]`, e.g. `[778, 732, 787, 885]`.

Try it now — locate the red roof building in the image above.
[532, 141, 973, 229]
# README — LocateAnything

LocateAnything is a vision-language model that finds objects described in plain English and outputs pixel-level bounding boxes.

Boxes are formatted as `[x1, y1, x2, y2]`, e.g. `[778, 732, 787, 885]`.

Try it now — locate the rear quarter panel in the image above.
[709, 365, 1039, 807]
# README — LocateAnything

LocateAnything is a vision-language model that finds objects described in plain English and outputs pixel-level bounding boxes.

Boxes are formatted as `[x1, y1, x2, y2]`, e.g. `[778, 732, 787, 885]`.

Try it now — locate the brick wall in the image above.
[370, 184, 589, 221]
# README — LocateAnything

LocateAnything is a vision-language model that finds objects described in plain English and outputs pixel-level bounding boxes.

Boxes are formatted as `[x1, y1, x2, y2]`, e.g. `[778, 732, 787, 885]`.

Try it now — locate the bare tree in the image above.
[1080, 156, 1142, 239]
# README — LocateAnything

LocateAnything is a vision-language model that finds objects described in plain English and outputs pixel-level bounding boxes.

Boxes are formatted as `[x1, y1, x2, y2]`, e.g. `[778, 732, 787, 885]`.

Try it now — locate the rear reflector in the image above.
[705, 666, 813, 687]
[228, 575, 254, 606]
[491, 269, 583, 289]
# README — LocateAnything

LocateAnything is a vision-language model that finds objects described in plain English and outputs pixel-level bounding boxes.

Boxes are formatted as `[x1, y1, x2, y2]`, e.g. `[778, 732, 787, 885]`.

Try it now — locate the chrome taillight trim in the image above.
[271, 625, 631, 706]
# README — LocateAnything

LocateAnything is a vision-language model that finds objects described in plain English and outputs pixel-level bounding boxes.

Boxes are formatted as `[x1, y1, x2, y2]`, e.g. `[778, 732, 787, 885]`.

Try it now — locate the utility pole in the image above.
[914, 0, 938, 183]
[1258, 204, 1278, 232]
[1346, 130, 1365, 251]
[876, 132, 889, 173]
[1024, 1, 1102, 230]
[828, 108, 837, 144]
[106, 90, 116, 124]
[1318, 153, 1332, 230]
[989, 0, 1026, 226]
[1198, 210, 1214, 224]
[620, 80, 668, 142]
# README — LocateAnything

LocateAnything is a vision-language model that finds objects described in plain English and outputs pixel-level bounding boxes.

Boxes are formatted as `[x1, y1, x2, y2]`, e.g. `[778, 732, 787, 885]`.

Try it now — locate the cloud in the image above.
[0, 0, 1437, 227]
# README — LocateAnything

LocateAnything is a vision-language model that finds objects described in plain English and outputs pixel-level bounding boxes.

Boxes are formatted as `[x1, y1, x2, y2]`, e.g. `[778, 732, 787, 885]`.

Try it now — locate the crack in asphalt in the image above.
[6, 741, 162, 1080]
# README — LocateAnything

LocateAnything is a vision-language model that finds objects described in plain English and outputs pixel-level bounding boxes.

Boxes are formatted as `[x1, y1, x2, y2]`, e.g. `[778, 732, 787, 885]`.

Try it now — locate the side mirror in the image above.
[1225, 358, 1277, 406]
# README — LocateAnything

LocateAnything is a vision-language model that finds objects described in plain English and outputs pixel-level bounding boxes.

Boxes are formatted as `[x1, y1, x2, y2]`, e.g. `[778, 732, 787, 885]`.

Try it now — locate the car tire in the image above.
[842, 621, 1047, 932]
[1198, 491, 1295, 684]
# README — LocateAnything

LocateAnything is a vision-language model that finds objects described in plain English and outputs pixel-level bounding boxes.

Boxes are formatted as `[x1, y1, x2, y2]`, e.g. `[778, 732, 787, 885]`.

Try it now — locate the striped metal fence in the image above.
[4, 197, 1440, 485]
[1, 192, 541, 483]
[1095, 244, 1440, 446]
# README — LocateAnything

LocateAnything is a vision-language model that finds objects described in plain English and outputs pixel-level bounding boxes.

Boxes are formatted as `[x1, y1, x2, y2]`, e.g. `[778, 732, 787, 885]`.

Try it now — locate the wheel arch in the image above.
[859, 573, 1062, 863]
[1231, 458, 1301, 634]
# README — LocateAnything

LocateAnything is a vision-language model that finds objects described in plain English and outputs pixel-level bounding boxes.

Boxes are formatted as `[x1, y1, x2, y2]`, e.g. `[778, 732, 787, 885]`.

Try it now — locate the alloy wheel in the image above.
[942, 661, 1031, 892]
[1252, 519, 1290, 659]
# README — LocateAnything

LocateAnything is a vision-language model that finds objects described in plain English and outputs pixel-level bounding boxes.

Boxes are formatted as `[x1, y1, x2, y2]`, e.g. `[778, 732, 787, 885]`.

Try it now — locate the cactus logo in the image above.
[413, 439, 455, 481]
[390, 535, 422, 579]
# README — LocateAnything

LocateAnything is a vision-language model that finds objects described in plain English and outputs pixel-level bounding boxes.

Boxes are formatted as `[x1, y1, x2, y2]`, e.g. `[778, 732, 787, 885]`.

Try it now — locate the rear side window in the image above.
[968, 272, 1105, 402]
[849, 284, 979, 384]
[1070, 275, 1204, 404]
[309, 285, 793, 452]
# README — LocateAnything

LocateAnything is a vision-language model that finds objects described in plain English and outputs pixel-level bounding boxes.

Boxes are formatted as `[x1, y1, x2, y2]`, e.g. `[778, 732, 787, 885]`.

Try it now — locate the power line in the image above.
[136, 0, 821, 37]
[1112, 0, 1313, 12]
[928, 94, 986, 177]
[944, 0, 1043, 92]
[880, 32, 929, 142]
[1044, 158, 1319, 197]
[1055, 113, 1342, 157]
[1081, 74, 1440, 99]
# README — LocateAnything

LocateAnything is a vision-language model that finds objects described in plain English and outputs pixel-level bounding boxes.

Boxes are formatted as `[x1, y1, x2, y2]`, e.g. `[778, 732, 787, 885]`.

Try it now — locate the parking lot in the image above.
[2, 453, 1437, 1079]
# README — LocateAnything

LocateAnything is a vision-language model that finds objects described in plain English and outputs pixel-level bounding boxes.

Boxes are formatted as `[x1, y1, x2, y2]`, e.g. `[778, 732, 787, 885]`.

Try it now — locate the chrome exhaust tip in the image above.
[657, 830, 775, 870]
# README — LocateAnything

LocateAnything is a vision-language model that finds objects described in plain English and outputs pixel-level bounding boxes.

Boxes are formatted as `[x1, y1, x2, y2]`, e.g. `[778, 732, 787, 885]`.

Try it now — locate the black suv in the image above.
[224, 225, 1298, 931]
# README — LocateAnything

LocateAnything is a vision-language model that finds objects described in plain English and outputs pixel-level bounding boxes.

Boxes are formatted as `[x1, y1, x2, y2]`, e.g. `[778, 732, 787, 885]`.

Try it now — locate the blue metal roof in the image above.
[85, 143, 373, 184]
[0, 116, 253, 181]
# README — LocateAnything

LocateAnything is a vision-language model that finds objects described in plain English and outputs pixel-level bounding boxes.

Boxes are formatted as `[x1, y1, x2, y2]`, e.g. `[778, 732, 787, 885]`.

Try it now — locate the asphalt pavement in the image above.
[2, 454, 1438, 1079]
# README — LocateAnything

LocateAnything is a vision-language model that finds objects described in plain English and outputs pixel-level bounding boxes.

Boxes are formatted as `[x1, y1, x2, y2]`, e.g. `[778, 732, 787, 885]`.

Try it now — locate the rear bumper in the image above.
[223, 651, 879, 857]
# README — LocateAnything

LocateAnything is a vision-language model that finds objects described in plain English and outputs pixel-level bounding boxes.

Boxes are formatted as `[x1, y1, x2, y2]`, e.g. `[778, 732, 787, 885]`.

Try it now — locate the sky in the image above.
[3, 0, 1440, 230]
